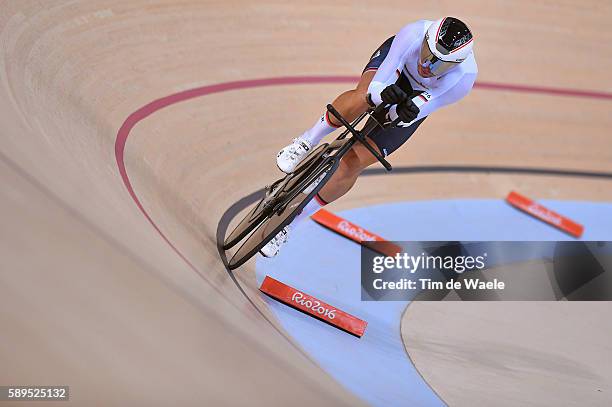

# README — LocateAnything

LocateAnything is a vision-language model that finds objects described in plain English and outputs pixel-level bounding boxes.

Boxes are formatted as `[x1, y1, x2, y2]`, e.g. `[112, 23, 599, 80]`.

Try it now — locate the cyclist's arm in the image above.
[367, 22, 424, 105]
[389, 71, 477, 126]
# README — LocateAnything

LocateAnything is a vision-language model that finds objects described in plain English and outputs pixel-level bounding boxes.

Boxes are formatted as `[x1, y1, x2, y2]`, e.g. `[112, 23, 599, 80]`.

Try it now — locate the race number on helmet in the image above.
[418, 17, 474, 77]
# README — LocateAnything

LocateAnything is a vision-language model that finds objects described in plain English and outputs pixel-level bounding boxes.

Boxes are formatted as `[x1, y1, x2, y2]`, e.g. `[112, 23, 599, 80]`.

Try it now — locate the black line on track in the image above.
[362, 165, 612, 179]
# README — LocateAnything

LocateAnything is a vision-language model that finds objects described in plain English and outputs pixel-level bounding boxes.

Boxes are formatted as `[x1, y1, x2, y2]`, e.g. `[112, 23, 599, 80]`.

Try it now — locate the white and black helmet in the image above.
[418, 17, 474, 77]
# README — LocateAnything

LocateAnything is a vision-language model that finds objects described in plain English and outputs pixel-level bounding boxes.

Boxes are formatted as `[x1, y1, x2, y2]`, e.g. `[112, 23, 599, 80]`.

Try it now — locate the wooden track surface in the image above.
[1, 1, 610, 405]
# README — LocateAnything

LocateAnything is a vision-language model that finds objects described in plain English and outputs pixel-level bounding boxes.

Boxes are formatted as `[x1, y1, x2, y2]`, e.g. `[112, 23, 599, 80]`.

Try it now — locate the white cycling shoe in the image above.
[260, 226, 291, 258]
[276, 138, 312, 174]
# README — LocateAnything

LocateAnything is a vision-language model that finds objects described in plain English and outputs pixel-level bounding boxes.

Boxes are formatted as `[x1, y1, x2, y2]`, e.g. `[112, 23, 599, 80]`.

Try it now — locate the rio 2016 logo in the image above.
[337, 220, 377, 241]
[291, 292, 336, 319]
[527, 204, 563, 226]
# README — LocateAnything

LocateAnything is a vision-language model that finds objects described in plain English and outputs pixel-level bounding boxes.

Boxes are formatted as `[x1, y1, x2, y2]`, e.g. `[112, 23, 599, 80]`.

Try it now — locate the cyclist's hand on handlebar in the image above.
[396, 99, 420, 123]
[380, 84, 408, 105]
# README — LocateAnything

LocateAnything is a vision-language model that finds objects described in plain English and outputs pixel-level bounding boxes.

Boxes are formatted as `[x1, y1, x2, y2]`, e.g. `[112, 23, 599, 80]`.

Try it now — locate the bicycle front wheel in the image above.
[227, 160, 336, 269]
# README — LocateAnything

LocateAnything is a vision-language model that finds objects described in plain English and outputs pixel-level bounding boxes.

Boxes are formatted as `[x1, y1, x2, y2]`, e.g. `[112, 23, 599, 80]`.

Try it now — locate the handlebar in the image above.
[373, 103, 404, 128]
[326, 103, 393, 171]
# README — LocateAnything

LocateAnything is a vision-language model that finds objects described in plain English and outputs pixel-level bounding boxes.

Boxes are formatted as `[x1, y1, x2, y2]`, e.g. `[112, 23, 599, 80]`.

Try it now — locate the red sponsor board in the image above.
[259, 276, 367, 337]
[506, 191, 584, 238]
[311, 209, 401, 256]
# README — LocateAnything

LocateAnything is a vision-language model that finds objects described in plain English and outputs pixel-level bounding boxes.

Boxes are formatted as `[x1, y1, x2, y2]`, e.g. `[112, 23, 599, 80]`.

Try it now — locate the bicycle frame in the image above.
[275, 103, 393, 208]
[223, 103, 397, 267]
[326, 103, 393, 171]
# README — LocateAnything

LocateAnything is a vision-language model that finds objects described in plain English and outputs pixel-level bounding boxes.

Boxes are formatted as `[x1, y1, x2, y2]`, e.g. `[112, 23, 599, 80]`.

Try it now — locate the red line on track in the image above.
[114, 76, 612, 275]
[475, 82, 612, 100]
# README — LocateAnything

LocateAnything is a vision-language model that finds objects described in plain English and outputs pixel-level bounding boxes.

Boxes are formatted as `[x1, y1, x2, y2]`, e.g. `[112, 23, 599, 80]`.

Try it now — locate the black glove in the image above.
[396, 99, 420, 123]
[380, 84, 408, 105]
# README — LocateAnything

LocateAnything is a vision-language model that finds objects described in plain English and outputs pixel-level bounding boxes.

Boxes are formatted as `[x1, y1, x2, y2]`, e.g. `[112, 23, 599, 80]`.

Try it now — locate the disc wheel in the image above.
[222, 182, 282, 250]
[227, 160, 336, 270]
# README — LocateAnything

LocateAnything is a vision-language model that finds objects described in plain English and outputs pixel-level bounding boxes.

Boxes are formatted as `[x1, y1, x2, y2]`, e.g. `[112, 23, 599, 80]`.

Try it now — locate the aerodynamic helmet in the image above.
[418, 17, 474, 77]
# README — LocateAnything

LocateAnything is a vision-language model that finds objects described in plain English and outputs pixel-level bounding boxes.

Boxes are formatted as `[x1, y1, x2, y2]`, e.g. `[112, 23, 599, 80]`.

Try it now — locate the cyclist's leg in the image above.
[277, 70, 375, 173]
[325, 36, 395, 127]
[317, 139, 379, 203]
[299, 70, 375, 147]
[318, 118, 426, 203]
[325, 70, 375, 126]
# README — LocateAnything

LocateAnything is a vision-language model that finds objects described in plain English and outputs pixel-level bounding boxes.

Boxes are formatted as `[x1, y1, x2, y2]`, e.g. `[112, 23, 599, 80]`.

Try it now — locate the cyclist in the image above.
[261, 17, 478, 257]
